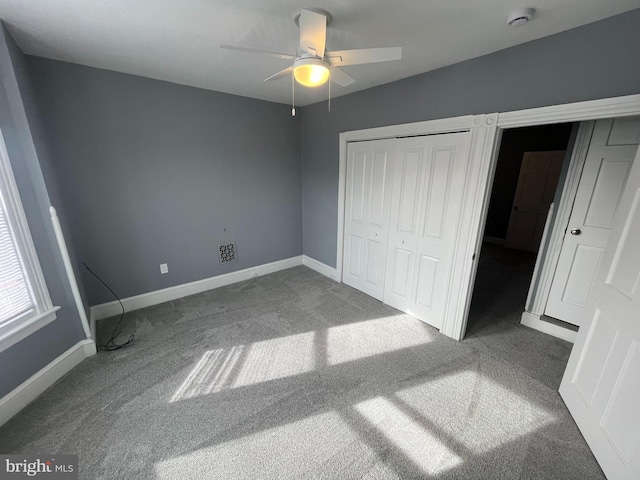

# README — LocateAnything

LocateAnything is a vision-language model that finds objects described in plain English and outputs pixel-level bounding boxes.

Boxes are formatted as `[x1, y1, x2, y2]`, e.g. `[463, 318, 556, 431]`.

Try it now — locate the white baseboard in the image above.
[0, 339, 96, 427]
[483, 236, 506, 246]
[89, 255, 340, 324]
[90, 255, 342, 324]
[82, 340, 97, 356]
[90, 256, 305, 322]
[302, 255, 340, 281]
[520, 311, 577, 343]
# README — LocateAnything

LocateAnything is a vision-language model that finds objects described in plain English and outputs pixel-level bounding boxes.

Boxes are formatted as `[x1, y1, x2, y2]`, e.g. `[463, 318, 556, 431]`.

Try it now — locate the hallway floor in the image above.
[462, 243, 571, 390]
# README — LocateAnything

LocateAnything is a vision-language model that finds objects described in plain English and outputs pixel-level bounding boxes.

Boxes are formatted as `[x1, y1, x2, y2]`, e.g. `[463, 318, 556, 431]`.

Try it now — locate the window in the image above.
[0, 128, 58, 353]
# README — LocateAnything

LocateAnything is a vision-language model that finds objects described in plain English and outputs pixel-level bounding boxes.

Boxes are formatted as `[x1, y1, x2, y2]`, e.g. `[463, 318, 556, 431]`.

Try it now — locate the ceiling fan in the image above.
[220, 8, 402, 89]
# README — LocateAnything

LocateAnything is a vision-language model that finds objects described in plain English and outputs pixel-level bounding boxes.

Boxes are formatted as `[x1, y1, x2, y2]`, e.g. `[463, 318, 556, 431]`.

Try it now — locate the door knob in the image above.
[570, 228, 582, 235]
[400, 240, 405, 244]
[373, 232, 378, 237]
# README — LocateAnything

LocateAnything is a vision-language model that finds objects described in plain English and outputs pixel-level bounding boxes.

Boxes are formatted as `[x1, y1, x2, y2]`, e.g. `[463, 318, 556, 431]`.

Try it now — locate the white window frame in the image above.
[0, 127, 59, 353]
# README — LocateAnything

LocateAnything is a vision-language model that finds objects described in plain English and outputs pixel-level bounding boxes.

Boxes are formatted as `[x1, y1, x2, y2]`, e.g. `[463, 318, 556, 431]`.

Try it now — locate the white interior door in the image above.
[559, 136, 640, 480]
[408, 133, 470, 328]
[383, 137, 427, 312]
[384, 132, 470, 329]
[546, 117, 640, 326]
[343, 139, 395, 300]
[505, 151, 565, 252]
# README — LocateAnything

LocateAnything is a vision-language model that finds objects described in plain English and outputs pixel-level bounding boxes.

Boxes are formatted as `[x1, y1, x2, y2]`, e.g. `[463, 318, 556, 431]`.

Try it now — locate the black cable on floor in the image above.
[82, 262, 134, 351]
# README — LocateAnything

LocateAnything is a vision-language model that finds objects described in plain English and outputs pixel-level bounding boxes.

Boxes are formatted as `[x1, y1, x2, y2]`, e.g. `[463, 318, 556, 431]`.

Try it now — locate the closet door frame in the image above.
[337, 93, 640, 341]
[337, 114, 498, 340]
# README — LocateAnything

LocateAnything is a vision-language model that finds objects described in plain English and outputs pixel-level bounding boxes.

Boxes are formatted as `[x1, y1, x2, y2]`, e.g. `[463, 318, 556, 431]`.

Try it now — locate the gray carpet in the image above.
[0, 258, 605, 479]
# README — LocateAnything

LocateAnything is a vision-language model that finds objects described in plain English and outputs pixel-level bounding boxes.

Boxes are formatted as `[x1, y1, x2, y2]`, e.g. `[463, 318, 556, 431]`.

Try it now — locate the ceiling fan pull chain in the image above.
[291, 70, 296, 116]
[328, 70, 331, 112]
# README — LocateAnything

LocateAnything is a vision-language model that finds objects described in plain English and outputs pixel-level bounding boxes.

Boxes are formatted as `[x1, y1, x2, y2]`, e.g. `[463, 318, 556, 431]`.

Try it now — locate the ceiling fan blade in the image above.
[264, 66, 293, 82]
[299, 9, 326, 58]
[326, 47, 402, 66]
[330, 67, 356, 87]
[220, 44, 297, 61]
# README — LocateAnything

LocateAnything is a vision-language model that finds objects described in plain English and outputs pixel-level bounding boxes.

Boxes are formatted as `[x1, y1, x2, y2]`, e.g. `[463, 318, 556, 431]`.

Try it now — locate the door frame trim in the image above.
[337, 114, 496, 339]
[525, 122, 595, 318]
[336, 93, 640, 341]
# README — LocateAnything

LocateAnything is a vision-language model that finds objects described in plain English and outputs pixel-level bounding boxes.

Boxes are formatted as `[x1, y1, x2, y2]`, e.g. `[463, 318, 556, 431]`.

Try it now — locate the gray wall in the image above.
[0, 25, 86, 398]
[27, 58, 302, 305]
[300, 8, 640, 267]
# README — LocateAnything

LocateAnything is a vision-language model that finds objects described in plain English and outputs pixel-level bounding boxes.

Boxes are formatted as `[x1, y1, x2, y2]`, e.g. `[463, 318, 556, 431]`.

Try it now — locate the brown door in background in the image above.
[504, 151, 565, 252]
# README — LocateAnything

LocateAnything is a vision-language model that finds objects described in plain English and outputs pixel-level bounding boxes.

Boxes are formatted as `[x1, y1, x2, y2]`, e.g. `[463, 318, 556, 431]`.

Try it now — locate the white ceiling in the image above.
[0, 0, 639, 106]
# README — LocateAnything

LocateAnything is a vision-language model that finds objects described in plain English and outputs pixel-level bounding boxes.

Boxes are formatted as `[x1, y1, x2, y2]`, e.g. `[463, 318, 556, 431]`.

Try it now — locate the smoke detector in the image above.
[507, 8, 535, 27]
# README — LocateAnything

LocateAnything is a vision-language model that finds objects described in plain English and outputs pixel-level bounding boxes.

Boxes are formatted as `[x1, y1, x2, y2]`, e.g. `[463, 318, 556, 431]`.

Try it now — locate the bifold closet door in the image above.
[343, 139, 395, 300]
[384, 132, 471, 329]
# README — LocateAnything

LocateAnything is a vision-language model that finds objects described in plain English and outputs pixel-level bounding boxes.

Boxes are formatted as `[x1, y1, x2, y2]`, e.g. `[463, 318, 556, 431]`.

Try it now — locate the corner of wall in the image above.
[0, 23, 88, 397]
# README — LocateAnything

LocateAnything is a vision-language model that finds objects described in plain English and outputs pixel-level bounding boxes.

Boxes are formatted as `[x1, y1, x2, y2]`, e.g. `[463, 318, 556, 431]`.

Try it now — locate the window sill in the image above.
[0, 307, 60, 354]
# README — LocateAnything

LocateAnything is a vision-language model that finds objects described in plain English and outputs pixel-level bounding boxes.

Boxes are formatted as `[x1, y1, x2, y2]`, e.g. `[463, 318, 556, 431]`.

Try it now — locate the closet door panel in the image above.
[397, 151, 422, 233]
[390, 247, 414, 297]
[383, 132, 471, 329]
[409, 133, 471, 328]
[384, 142, 426, 311]
[415, 254, 438, 308]
[344, 132, 471, 330]
[369, 154, 388, 227]
[343, 140, 395, 300]
[409, 133, 470, 328]
[347, 235, 362, 277]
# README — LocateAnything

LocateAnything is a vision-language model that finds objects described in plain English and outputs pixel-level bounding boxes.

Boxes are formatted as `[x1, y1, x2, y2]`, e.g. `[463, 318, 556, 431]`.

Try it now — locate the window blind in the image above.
[0, 192, 33, 324]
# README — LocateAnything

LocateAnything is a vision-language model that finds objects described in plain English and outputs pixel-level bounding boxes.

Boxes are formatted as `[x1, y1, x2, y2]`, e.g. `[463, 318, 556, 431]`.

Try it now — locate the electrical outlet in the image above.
[160, 263, 168, 274]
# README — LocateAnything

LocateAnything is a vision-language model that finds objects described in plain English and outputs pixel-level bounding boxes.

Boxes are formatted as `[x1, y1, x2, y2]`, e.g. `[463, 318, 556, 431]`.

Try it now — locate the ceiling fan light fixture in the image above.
[293, 57, 330, 87]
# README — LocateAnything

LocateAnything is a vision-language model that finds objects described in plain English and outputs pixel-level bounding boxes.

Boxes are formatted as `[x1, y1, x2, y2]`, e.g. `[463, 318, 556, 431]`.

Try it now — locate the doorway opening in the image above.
[466, 123, 576, 340]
